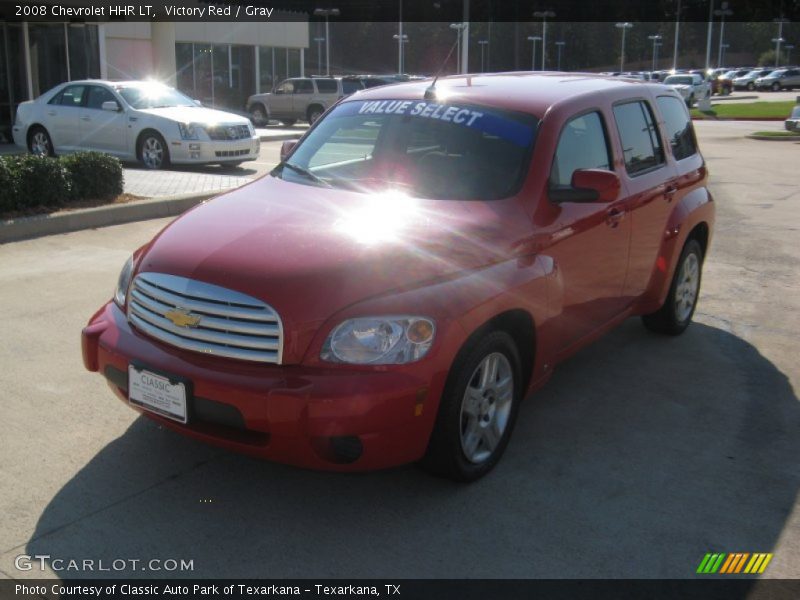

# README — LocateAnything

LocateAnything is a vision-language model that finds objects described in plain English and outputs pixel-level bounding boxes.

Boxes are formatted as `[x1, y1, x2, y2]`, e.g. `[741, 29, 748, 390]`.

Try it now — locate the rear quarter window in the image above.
[315, 79, 338, 94]
[656, 96, 698, 161]
[613, 100, 665, 176]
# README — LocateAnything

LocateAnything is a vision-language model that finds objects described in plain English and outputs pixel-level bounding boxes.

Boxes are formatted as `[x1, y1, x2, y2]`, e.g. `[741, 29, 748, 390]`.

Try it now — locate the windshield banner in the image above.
[335, 100, 535, 148]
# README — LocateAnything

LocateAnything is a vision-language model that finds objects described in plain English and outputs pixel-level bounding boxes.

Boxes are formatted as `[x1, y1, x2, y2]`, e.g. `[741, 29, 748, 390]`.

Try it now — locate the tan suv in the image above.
[247, 77, 363, 127]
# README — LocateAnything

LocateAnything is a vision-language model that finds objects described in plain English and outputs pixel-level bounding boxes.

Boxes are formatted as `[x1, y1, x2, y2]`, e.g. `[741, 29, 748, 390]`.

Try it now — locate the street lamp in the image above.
[555, 41, 566, 71]
[648, 34, 662, 72]
[615, 22, 633, 72]
[527, 35, 542, 71]
[774, 17, 789, 68]
[478, 39, 489, 72]
[449, 23, 466, 73]
[786, 44, 795, 64]
[313, 37, 325, 75]
[396, 0, 404, 76]
[313, 7, 340, 76]
[533, 10, 555, 71]
[673, 0, 682, 71]
[714, 3, 733, 69]
[393, 34, 409, 75]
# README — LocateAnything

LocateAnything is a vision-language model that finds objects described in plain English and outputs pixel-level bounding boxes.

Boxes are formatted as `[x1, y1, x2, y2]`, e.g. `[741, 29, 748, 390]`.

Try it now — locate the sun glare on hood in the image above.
[334, 189, 421, 245]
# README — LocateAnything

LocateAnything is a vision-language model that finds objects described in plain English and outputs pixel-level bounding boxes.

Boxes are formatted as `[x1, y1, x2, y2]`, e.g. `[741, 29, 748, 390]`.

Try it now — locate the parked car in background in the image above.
[83, 73, 714, 481]
[786, 102, 800, 131]
[733, 68, 774, 91]
[663, 73, 710, 106]
[755, 68, 800, 91]
[247, 76, 360, 127]
[12, 80, 258, 169]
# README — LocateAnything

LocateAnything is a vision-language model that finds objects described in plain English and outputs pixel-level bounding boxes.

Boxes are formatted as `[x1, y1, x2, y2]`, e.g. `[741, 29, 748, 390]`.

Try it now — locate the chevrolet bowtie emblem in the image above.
[164, 308, 202, 328]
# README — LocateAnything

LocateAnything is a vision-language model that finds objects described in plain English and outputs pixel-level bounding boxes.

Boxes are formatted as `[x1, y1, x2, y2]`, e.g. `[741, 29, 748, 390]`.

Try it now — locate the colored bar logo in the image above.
[697, 553, 773, 574]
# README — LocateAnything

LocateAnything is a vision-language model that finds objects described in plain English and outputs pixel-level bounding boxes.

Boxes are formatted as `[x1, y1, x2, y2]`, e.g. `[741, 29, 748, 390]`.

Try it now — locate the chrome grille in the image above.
[206, 124, 251, 140]
[127, 272, 283, 364]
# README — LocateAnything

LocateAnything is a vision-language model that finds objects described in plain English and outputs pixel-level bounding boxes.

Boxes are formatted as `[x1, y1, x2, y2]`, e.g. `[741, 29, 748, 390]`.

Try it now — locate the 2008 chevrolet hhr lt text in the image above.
[82, 73, 714, 481]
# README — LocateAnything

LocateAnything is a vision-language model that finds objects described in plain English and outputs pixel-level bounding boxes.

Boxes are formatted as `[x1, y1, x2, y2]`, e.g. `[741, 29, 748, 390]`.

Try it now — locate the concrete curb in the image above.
[258, 132, 303, 142]
[1, 191, 216, 244]
[745, 134, 800, 141]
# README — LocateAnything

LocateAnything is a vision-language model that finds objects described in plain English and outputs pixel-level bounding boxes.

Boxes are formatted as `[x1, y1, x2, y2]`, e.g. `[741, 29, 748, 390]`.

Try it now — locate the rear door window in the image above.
[613, 100, 665, 176]
[315, 79, 339, 94]
[550, 111, 612, 188]
[656, 96, 698, 161]
[294, 79, 313, 94]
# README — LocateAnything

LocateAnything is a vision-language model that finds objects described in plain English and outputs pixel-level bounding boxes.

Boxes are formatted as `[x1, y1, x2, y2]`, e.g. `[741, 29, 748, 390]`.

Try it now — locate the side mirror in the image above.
[101, 100, 121, 112]
[193, 99, 202, 106]
[550, 169, 621, 203]
[274, 88, 284, 95]
[280, 140, 297, 161]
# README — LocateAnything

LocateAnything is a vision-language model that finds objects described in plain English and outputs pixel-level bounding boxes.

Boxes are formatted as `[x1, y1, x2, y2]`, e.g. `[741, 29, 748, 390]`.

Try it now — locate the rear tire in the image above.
[307, 106, 324, 124]
[28, 126, 54, 157]
[642, 239, 704, 336]
[419, 331, 522, 482]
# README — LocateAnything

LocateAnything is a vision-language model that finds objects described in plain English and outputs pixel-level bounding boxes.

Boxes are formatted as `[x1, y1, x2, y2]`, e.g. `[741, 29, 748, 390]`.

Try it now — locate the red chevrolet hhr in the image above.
[82, 73, 714, 481]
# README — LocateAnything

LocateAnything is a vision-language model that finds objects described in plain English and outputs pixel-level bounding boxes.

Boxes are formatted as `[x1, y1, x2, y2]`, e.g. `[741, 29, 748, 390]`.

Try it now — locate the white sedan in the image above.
[12, 80, 260, 169]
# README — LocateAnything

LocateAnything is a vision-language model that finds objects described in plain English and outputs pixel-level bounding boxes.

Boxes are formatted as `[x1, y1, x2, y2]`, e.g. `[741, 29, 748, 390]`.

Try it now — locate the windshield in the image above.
[273, 99, 538, 201]
[118, 85, 196, 109]
[743, 70, 762, 77]
[768, 70, 786, 77]
[792, 107, 800, 118]
[664, 76, 694, 85]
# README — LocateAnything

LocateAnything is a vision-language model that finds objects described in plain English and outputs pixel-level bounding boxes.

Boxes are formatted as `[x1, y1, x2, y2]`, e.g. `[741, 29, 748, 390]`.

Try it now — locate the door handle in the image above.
[606, 207, 625, 228]
[80, 116, 91, 121]
[47, 111, 57, 116]
[665, 185, 678, 202]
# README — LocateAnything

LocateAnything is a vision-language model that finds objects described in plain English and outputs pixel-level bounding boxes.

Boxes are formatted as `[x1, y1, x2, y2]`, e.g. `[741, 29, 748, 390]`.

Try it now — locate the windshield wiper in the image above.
[276, 161, 332, 187]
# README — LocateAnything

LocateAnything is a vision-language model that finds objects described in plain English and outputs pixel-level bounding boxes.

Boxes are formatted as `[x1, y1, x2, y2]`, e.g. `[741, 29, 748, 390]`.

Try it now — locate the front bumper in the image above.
[167, 136, 260, 164]
[82, 302, 445, 471]
[786, 119, 800, 132]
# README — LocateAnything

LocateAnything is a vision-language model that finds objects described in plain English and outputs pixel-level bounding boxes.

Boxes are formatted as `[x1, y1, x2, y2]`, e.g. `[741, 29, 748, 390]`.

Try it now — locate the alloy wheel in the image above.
[459, 352, 514, 464]
[31, 131, 50, 156]
[674, 252, 700, 322]
[142, 137, 164, 169]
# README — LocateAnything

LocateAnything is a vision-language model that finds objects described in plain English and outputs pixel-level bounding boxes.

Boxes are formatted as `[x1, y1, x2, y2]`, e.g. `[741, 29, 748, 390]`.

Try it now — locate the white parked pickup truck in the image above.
[662, 74, 711, 107]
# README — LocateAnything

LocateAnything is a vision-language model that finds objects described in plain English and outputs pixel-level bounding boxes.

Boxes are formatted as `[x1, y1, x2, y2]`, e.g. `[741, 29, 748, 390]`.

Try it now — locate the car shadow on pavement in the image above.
[24, 320, 799, 580]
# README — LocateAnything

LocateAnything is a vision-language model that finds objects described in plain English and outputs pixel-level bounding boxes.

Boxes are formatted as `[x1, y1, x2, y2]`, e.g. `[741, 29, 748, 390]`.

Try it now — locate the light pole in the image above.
[396, 0, 403, 76]
[313, 37, 325, 75]
[786, 44, 795, 64]
[527, 35, 542, 70]
[616, 22, 633, 72]
[449, 23, 466, 73]
[393, 34, 409, 74]
[648, 34, 662, 72]
[773, 17, 789, 68]
[478, 40, 489, 72]
[704, 0, 715, 74]
[555, 41, 565, 71]
[313, 7, 340, 76]
[533, 10, 555, 71]
[673, 0, 682, 71]
[720, 43, 729, 67]
[714, 3, 733, 69]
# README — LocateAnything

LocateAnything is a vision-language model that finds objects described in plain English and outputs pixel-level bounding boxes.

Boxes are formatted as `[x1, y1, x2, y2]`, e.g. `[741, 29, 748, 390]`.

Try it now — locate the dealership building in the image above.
[0, 18, 309, 141]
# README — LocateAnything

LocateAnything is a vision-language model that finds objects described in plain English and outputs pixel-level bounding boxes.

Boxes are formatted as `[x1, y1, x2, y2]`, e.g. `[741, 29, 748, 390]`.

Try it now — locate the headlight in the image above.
[114, 255, 134, 308]
[178, 122, 201, 140]
[321, 316, 435, 365]
[247, 122, 255, 136]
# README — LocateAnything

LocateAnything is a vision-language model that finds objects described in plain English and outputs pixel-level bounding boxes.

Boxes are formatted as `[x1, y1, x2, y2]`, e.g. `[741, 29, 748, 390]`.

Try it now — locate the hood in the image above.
[137, 105, 250, 126]
[136, 177, 532, 356]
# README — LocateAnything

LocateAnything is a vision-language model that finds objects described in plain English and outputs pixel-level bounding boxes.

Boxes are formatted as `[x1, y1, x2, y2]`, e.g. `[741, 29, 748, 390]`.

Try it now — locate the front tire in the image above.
[28, 126, 54, 157]
[771, 82, 781, 92]
[138, 132, 169, 170]
[307, 106, 324, 124]
[250, 104, 268, 127]
[419, 331, 522, 482]
[747, 82, 755, 91]
[642, 239, 704, 335]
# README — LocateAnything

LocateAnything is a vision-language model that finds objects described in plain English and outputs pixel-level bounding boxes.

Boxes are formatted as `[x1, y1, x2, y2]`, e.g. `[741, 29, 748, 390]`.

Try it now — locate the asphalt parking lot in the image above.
[0, 124, 798, 580]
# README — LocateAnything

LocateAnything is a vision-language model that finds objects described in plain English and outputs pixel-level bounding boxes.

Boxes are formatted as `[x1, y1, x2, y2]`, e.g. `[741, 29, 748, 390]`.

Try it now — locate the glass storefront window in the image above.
[274, 47, 287, 86]
[67, 25, 100, 81]
[28, 24, 68, 97]
[193, 43, 212, 105]
[175, 43, 194, 97]
[258, 46, 274, 92]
